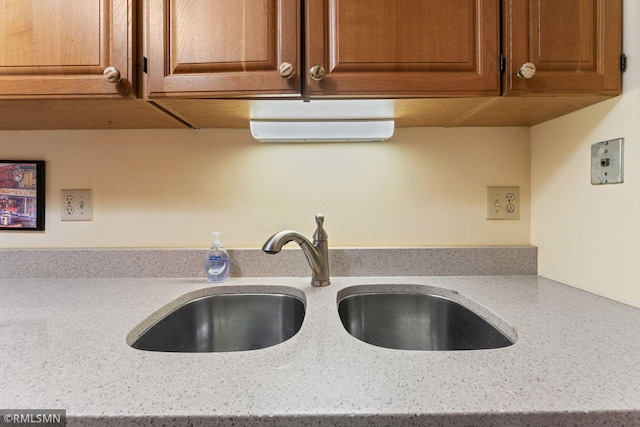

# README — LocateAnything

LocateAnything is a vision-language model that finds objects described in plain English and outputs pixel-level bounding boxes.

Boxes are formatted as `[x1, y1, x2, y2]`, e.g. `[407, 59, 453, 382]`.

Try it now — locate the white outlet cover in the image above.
[60, 189, 93, 221]
[486, 186, 520, 220]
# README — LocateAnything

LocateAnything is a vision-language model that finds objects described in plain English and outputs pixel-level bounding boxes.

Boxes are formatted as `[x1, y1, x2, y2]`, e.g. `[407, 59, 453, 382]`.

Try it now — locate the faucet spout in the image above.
[262, 230, 309, 254]
[262, 214, 330, 287]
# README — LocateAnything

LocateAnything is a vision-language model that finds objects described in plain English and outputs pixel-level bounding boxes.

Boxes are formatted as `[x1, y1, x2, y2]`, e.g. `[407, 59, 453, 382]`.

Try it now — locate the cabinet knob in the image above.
[279, 62, 295, 79]
[103, 67, 121, 83]
[309, 64, 326, 81]
[516, 62, 536, 80]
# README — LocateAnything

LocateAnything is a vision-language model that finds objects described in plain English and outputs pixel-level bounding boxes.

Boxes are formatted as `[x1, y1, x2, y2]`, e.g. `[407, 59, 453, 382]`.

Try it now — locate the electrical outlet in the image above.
[486, 186, 520, 220]
[61, 190, 93, 221]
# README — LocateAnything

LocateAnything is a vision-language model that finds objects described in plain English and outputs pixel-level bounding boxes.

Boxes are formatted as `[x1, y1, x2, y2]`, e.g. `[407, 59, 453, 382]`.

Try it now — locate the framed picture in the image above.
[0, 161, 45, 231]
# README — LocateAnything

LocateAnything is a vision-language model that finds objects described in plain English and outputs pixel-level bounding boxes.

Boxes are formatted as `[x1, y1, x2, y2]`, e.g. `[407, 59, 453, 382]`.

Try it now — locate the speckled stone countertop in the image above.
[1, 276, 640, 426]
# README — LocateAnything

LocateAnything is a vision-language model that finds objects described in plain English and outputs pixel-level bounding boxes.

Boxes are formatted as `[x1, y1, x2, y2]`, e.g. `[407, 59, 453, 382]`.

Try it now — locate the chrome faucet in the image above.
[262, 214, 330, 287]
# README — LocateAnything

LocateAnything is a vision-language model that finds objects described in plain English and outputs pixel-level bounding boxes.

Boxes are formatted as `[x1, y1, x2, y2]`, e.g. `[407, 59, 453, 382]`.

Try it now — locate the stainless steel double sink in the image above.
[128, 285, 516, 353]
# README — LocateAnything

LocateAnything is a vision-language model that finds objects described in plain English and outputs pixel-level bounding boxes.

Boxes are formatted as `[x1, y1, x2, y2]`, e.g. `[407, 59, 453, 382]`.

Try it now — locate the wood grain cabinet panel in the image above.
[304, 0, 501, 97]
[0, 0, 132, 98]
[145, 0, 621, 101]
[145, 0, 300, 97]
[503, 0, 622, 95]
[146, 0, 500, 98]
[0, 0, 619, 128]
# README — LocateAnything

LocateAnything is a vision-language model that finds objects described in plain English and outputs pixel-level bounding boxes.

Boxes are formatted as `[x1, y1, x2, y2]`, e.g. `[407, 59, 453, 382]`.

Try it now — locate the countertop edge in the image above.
[71, 409, 640, 427]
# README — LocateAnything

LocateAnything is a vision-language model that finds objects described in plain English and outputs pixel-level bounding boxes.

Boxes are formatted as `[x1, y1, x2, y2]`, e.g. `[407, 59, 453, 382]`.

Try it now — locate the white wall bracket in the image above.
[591, 138, 624, 185]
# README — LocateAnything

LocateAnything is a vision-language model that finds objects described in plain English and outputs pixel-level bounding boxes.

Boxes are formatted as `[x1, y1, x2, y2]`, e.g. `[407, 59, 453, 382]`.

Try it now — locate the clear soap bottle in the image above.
[204, 231, 230, 283]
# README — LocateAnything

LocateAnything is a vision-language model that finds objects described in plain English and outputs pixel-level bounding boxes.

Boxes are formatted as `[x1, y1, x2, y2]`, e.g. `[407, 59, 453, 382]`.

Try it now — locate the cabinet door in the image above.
[0, 0, 131, 98]
[503, 0, 622, 95]
[304, 0, 500, 97]
[145, 0, 300, 97]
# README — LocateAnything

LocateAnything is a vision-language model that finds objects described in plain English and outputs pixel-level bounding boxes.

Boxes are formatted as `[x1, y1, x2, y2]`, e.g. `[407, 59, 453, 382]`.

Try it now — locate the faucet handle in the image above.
[313, 213, 328, 242]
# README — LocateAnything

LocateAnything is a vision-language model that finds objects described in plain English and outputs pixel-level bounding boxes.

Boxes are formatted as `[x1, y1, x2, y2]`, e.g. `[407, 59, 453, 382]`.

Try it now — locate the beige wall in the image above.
[531, 1, 640, 305]
[1, 127, 530, 249]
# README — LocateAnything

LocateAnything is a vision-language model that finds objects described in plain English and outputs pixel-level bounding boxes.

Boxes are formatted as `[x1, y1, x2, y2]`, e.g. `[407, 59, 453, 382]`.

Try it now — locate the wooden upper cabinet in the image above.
[503, 0, 622, 96]
[304, 0, 500, 97]
[0, 0, 132, 98]
[145, 0, 300, 97]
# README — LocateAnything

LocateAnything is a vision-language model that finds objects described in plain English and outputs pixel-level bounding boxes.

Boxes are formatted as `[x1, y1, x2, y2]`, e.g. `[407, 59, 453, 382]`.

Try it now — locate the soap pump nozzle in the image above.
[211, 231, 222, 250]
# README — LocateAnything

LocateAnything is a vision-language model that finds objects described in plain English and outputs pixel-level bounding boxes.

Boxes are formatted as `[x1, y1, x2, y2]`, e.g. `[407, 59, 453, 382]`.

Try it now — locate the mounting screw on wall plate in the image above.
[591, 138, 624, 185]
[486, 186, 520, 220]
[60, 190, 93, 221]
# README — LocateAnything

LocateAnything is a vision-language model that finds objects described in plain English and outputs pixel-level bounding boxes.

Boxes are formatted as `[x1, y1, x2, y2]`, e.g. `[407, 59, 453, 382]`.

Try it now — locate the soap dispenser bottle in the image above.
[204, 231, 230, 283]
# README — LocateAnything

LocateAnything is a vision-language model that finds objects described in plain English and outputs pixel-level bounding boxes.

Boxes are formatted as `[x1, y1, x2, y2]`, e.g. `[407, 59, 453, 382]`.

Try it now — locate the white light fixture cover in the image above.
[249, 100, 395, 143]
[251, 100, 394, 120]
[250, 119, 395, 143]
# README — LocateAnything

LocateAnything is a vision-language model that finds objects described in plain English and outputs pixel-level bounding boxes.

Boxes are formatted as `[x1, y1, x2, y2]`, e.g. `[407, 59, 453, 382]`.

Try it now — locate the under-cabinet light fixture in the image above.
[249, 119, 395, 143]
[249, 100, 395, 143]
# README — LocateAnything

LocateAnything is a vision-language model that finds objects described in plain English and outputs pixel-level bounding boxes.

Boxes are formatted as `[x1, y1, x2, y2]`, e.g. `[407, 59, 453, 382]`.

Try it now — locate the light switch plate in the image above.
[486, 186, 520, 220]
[591, 138, 623, 185]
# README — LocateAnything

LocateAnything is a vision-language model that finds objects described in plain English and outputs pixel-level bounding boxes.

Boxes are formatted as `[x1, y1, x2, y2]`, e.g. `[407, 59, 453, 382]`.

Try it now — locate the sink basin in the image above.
[338, 286, 515, 351]
[129, 289, 305, 352]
